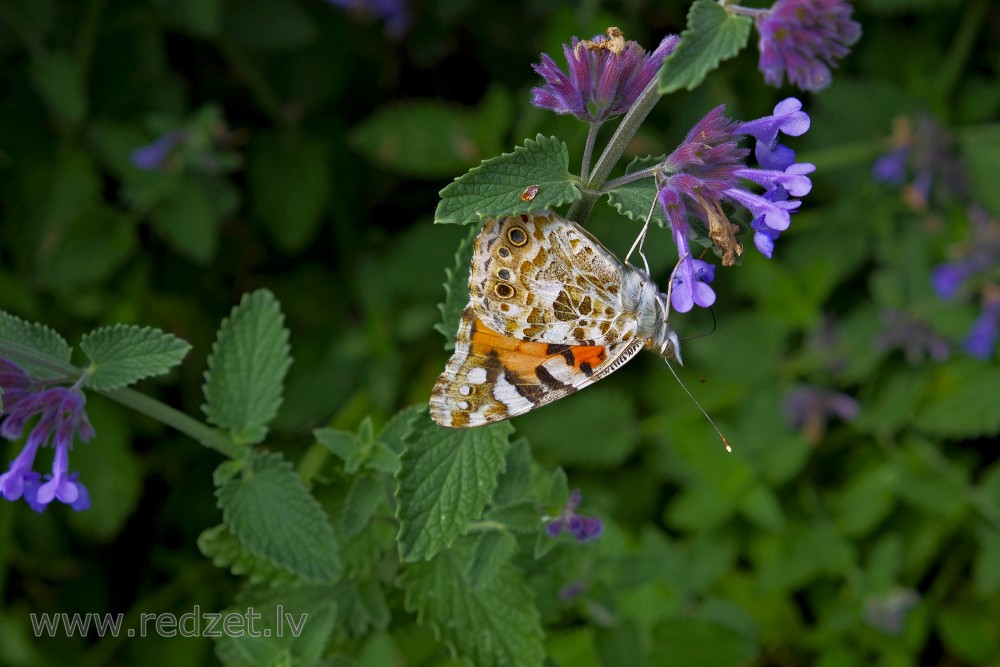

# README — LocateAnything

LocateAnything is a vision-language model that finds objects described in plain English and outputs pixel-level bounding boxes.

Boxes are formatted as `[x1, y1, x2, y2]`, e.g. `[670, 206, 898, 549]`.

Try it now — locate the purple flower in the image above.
[755, 0, 862, 92]
[932, 263, 969, 300]
[783, 384, 858, 442]
[131, 131, 185, 171]
[325, 0, 409, 36]
[871, 115, 969, 211]
[546, 489, 603, 543]
[964, 294, 1000, 360]
[871, 148, 910, 186]
[531, 29, 678, 123]
[875, 310, 950, 365]
[865, 588, 920, 635]
[0, 359, 94, 512]
[655, 99, 814, 308]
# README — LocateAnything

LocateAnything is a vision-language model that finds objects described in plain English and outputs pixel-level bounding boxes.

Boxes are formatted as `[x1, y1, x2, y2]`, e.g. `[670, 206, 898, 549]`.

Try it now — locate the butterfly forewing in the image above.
[468, 212, 639, 347]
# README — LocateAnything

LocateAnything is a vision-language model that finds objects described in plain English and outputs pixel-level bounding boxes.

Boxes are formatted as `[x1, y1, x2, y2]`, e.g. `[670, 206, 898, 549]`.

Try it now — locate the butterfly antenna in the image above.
[663, 358, 732, 453]
[625, 195, 656, 276]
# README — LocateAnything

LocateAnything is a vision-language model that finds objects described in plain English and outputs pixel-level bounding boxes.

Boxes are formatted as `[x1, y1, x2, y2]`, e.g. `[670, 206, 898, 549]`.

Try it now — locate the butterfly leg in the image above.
[625, 195, 658, 276]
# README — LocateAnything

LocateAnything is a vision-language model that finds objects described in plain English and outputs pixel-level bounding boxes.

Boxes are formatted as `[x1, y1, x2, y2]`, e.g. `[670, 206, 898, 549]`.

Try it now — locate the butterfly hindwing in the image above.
[430, 307, 644, 427]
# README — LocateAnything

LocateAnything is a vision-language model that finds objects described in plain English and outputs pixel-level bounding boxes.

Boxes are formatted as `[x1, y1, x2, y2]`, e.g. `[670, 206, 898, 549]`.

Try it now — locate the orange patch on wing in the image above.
[470, 318, 605, 375]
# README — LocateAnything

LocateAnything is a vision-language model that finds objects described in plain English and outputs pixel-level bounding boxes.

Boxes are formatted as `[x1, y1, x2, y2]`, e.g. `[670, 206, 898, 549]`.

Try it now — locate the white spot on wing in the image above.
[459, 385, 471, 396]
[467, 367, 487, 384]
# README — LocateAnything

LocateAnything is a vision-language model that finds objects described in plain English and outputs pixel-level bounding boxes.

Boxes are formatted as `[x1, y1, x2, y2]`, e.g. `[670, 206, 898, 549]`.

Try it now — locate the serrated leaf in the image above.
[350, 101, 483, 178]
[316, 427, 365, 473]
[342, 474, 386, 537]
[467, 530, 519, 590]
[492, 437, 533, 507]
[197, 524, 304, 586]
[400, 540, 544, 667]
[80, 325, 190, 390]
[606, 155, 666, 227]
[434, 225, 477, 350]
[395, 409, 511, 562]
[330, 579, 391, 639]
[216, 452, 341, 583]
[214, 585, 337, 667]
[434, 135, 581, 225]
[0, 310, 71, 362]
[659, 0, 752, 94]
[203, 289, 292, 445]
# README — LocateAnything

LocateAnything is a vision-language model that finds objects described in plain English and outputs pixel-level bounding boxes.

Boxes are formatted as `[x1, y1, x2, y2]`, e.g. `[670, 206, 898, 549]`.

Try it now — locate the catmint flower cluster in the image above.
[0, 359, 94, 512]
[658, 99, 814, 312]
[546, 489, 603, 543]
[531, 29, 678, 124]
[783, 384, 858, 442]
[753, 0, 862, 92]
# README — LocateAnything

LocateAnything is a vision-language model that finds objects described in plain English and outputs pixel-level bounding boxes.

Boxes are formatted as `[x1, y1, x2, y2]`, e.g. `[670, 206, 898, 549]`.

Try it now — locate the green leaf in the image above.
[350, 101, 483, 178]
[203, 289, 292, 445]
[606, 156, 666, 227]
[30, 51, 86, 124]
[596, 620, 646, 667]
[400, 540, 544, 667]
[315, 427, 361, 469]
[216, 452, 341, 583]
[222, 0, 317, 51]
[0, 309, 71, 362]
[832, 463, 898, 537]
[434, 225, 477, 350]
[198, 524, 304, 586]
[330, 579, 391, 639]
[973, 524, 1000, 595]
[492, 437, 533, 507]
[914, 357, 1000, 438]
[739, 484, 785, 532]
[35, 204, 136, 292]
[467, 530, 519, 590]
[395, 410, 511, 562]
[435, 135, 581, 225]
[149, 176, 221, 264]
[514, 388, 638, 467]
[80, 325, 190, 391]
[249, 132, 330, 251]
[342, 474, 386, 538]
[893, 439, 968, 517]
[378, 404, 427, 454]
[658, 0, 752, 94]
[936, 606, 1000, 665]
[214, 585, 337, 667]
[650, 618, 759, 666]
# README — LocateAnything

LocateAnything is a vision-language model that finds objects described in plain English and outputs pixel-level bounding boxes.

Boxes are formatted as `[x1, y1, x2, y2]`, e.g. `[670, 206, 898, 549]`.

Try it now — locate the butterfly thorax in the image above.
[620, 265, 681, 363]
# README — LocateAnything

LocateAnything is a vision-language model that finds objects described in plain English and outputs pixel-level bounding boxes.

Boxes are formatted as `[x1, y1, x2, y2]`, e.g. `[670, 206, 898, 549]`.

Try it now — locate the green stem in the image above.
[100, 387, 241, 459]
[580, 121, 602, 183]
[0, 340, 241, 459]
[75, 0, 108, 88]
[933, 0, 986, 104]
[218, 38, 285, 122]
[599, 164, 661, 194]
[568, 73, 663, 222]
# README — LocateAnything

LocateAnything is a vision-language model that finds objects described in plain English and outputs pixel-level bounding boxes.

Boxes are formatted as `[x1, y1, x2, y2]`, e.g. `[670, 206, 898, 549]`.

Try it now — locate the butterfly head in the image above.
[622, 266, 683, 365]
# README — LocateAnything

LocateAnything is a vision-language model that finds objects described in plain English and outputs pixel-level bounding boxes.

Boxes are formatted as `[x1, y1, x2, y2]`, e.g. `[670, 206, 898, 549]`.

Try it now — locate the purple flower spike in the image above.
[783, 384, 858, 442]
[546, 488, 603, 544]
[755, 0, 862, 92]
[655, 99, 814, 281]
[964, 297, 1000, 360]
[872, 148, 910, 186]
[931, 263, 968, 300]
[131, 131, 185, 171]
[1, 360, 95, 511]
[531, 29, 678, 123]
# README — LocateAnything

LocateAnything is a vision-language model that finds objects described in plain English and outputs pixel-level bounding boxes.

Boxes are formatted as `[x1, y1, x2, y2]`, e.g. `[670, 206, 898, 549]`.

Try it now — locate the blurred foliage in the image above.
[1, 0, 999, 666]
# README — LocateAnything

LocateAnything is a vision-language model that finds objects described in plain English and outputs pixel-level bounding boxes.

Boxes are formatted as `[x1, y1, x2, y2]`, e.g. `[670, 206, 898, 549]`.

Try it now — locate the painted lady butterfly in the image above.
[430, 210, 680, 428]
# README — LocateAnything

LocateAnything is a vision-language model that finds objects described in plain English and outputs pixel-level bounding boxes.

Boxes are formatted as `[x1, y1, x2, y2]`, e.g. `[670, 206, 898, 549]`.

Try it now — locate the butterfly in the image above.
[430, 210, 681, 428]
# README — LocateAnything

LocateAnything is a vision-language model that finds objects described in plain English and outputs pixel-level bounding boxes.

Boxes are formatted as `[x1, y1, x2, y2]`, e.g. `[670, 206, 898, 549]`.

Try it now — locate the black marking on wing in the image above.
[504, 367, 545, 402]
[535, 365, 572, 391]
[545, 343, 575, 366]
